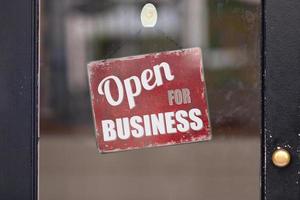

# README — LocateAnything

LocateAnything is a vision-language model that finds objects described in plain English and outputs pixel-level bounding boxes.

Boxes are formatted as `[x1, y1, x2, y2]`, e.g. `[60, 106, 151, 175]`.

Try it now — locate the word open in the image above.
[98, 62, 174, 109]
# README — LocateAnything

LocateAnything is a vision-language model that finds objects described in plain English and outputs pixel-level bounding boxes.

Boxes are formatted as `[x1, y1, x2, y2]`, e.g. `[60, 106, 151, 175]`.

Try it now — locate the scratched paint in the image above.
[88, 48, 211, 153]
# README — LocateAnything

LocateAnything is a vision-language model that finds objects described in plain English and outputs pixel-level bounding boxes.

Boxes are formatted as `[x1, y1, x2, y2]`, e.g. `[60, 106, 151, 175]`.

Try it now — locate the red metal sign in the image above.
[88, 48, 211, 153]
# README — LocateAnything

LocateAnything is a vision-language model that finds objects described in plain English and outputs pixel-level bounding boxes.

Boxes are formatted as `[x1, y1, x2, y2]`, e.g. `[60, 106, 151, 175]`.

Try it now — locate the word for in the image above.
[168, 88, 191, 105]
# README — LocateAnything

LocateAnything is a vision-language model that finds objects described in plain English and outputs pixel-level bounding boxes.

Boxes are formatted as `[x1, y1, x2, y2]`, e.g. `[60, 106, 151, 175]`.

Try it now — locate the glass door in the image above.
[40, 1, 260, 199]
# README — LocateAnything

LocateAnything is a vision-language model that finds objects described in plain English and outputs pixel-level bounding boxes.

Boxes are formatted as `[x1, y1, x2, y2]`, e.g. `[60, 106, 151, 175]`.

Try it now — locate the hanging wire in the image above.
[102, 1, 184, 59]
[155, 28, 183, 50]
[103, 29, 142, 60]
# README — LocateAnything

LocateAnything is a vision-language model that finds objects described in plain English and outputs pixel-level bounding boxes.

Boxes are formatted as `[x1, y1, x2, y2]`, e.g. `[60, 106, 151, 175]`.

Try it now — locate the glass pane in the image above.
[40, 0, 261, 199]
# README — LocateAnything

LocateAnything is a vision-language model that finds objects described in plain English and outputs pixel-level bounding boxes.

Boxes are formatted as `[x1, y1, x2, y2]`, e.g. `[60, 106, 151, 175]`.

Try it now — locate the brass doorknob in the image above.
[272, 148, 291, 168]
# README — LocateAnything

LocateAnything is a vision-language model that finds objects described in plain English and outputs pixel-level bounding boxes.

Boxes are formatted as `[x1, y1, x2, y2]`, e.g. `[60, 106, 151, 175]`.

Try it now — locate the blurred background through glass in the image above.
[40, 0, 261, 199]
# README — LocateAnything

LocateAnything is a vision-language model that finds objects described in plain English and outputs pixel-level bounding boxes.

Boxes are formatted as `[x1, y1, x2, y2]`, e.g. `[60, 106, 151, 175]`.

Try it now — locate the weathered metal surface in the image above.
[88, 48, 211, 153]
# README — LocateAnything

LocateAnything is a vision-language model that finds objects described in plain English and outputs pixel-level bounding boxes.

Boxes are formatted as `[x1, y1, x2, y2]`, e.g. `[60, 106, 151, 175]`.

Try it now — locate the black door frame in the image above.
[262, 0, 300, 199]
[0, 0, 38, 199]
[0, 0, 300, 199]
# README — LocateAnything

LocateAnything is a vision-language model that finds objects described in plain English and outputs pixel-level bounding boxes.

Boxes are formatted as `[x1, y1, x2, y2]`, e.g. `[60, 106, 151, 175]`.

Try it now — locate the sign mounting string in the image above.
[103, 2, 182, 59]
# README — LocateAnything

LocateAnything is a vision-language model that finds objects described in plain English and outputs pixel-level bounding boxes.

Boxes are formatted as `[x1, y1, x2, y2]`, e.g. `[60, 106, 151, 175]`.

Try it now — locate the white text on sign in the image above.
[98, 62, 174, 109]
